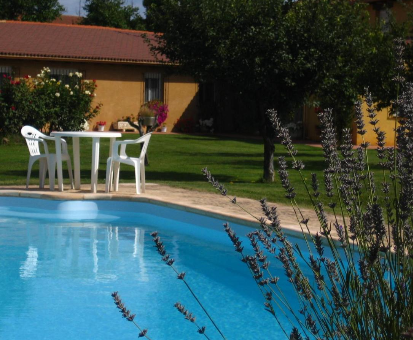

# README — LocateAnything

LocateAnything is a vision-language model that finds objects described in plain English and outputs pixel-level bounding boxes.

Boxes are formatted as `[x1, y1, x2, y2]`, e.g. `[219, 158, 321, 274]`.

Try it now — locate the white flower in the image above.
[70, 91, 73, 95]
[69, 73, 73, 77]
[93, 93, 96, 97]
[84, 80, 89, 84]
[65, 84, 70, 89]
[37, 74, 42, 78]
[84, 90, 91, 95]
[55, 93, 60, 97]
[51, 78, 56, 82]
[74, 85, 79, 89]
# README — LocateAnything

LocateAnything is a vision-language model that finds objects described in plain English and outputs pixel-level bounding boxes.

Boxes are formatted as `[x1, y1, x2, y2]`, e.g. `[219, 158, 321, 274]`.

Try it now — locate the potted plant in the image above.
[138, 104, 156, 127]
[96, 121, 106, 131]
[161, 123, 167, 132]
[138, 100, 169, 128]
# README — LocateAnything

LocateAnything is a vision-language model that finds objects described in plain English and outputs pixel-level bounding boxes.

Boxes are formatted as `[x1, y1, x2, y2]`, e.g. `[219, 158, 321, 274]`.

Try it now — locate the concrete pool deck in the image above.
[0, 183, 331, 237]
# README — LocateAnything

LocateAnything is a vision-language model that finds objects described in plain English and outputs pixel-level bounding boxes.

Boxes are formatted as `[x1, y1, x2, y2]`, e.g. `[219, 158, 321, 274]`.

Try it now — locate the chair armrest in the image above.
[112, 139, 145, 158]
[42, 134, 57, 141]
[114, 139, 146, 146]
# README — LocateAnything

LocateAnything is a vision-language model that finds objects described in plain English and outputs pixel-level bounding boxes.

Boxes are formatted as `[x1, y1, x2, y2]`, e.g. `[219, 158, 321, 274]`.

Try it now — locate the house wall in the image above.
[352, 102, 397, 146]
[0, 58, 199, 132]
[305, 103, 397, 146]
[303, 105, 320, 141]
[366, 0, 413, 23]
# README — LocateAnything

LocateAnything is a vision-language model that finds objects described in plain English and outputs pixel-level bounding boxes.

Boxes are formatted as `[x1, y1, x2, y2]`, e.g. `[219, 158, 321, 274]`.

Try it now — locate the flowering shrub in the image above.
[139, 100, 168, 125]
[0, 67, 101, 135]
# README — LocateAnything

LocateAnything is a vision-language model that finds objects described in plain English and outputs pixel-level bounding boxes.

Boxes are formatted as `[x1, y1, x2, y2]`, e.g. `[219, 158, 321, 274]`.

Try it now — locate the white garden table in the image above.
[50, 131, 122, 193]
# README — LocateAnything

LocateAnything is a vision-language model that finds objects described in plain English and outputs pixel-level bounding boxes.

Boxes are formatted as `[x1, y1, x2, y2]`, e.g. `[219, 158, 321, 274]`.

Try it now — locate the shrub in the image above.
[0, 67, 101, 135]
[113, 40, 413, 339]
[209, 40, 413, 339]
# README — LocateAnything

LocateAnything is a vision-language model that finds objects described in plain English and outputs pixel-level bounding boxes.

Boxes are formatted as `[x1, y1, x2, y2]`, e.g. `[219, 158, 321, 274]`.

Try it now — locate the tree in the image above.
[143, 0, 164, 31]
[82, 0, 145, 30]
[145, 0, 401, 182]
[0, 0, 64, 22]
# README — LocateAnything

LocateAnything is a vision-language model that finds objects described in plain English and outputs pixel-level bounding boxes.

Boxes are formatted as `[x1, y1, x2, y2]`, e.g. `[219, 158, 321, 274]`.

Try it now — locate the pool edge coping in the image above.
[0, 189, 310, 239]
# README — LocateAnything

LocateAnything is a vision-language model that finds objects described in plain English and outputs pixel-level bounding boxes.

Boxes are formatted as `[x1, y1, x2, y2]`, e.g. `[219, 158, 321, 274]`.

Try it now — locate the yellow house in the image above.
[0, 20, 199, 132]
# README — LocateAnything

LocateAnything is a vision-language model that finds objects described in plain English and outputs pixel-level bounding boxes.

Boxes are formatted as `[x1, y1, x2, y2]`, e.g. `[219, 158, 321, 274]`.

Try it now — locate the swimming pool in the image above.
[0, 197, 310, 339]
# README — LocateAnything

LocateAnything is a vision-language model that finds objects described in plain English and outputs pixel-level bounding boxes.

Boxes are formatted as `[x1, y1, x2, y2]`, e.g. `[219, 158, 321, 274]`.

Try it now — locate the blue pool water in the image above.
[0, 197, 311, 339]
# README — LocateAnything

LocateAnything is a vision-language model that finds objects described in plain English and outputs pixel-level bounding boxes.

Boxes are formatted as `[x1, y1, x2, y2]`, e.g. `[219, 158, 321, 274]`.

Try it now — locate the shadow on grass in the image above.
[116, 170, 234, 183]
[170, 134, 264, 145]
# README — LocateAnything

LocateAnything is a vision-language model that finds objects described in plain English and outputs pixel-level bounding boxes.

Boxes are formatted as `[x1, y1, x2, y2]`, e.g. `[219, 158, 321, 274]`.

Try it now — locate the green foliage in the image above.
[0, 67, 101, 135]
[145, 0, 406, 179]
[82, 0, 145, 30]
[143, 0, 164, 31]
[0, 0, 64, 22]
[146, 0, 400, 119]
[0, 77, 37, 134]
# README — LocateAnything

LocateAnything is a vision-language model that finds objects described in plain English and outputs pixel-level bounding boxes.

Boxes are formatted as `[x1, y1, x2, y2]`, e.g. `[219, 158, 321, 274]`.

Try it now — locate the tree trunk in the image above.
[258, 99, 276, 183]
[263, 127, 275, 182]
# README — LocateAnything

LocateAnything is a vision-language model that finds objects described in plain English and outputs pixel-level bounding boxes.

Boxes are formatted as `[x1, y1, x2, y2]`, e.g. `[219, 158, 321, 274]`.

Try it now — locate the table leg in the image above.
[54, 136, 63, 191]
[91, 137, 100, 193]
[72, 137, 81, 190]
[109, 137, 117, 190]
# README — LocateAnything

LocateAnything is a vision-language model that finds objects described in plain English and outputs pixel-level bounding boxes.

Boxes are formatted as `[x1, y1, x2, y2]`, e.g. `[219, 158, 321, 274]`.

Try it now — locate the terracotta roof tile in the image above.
[51, 15, 82, 25]
[0, 21, 164, 64]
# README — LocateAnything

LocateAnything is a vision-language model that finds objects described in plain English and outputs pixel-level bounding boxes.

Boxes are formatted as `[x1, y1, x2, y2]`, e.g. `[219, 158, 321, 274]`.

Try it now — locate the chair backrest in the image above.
[139, 133, 152, 160]
[21, 126, 48, 156]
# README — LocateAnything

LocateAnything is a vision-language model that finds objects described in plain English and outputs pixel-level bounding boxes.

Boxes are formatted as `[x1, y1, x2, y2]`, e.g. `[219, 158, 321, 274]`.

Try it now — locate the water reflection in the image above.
[1, 219, 149, 283]
[19, 246, 38, 278]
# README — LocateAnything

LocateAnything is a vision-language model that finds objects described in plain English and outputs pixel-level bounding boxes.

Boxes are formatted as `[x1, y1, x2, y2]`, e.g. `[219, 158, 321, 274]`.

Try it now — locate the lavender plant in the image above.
[202, 49, 413, 339]
[201, 38, 413, 339]
[113, 39, 413, 340]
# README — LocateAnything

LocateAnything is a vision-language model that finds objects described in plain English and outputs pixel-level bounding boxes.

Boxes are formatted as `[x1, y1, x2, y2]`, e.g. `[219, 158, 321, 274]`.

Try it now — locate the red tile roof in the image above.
[0, 21, 164, 64]
[51, 15, 82, 25]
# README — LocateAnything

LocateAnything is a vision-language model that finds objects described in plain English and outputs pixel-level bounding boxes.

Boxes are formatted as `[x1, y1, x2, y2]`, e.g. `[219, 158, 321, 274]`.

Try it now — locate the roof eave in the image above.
[0, 53, 171, 66]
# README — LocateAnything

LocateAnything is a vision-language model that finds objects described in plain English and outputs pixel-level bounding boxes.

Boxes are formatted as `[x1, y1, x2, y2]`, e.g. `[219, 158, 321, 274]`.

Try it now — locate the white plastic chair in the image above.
[105, 133, 152, 194]
[21, 126, 74, 189]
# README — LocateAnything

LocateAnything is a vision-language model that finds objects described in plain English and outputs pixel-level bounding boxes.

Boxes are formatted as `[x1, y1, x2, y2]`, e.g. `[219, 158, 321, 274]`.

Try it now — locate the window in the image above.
[378, 8, 391, 32]
[0, 66, 12, 88]
[144, 73, 163, 102]
[49, 68, 78, 85]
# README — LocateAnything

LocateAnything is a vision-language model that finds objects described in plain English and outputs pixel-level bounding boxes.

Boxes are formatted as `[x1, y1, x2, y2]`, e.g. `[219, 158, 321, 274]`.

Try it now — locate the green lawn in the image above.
[0, 133, 381, 208]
